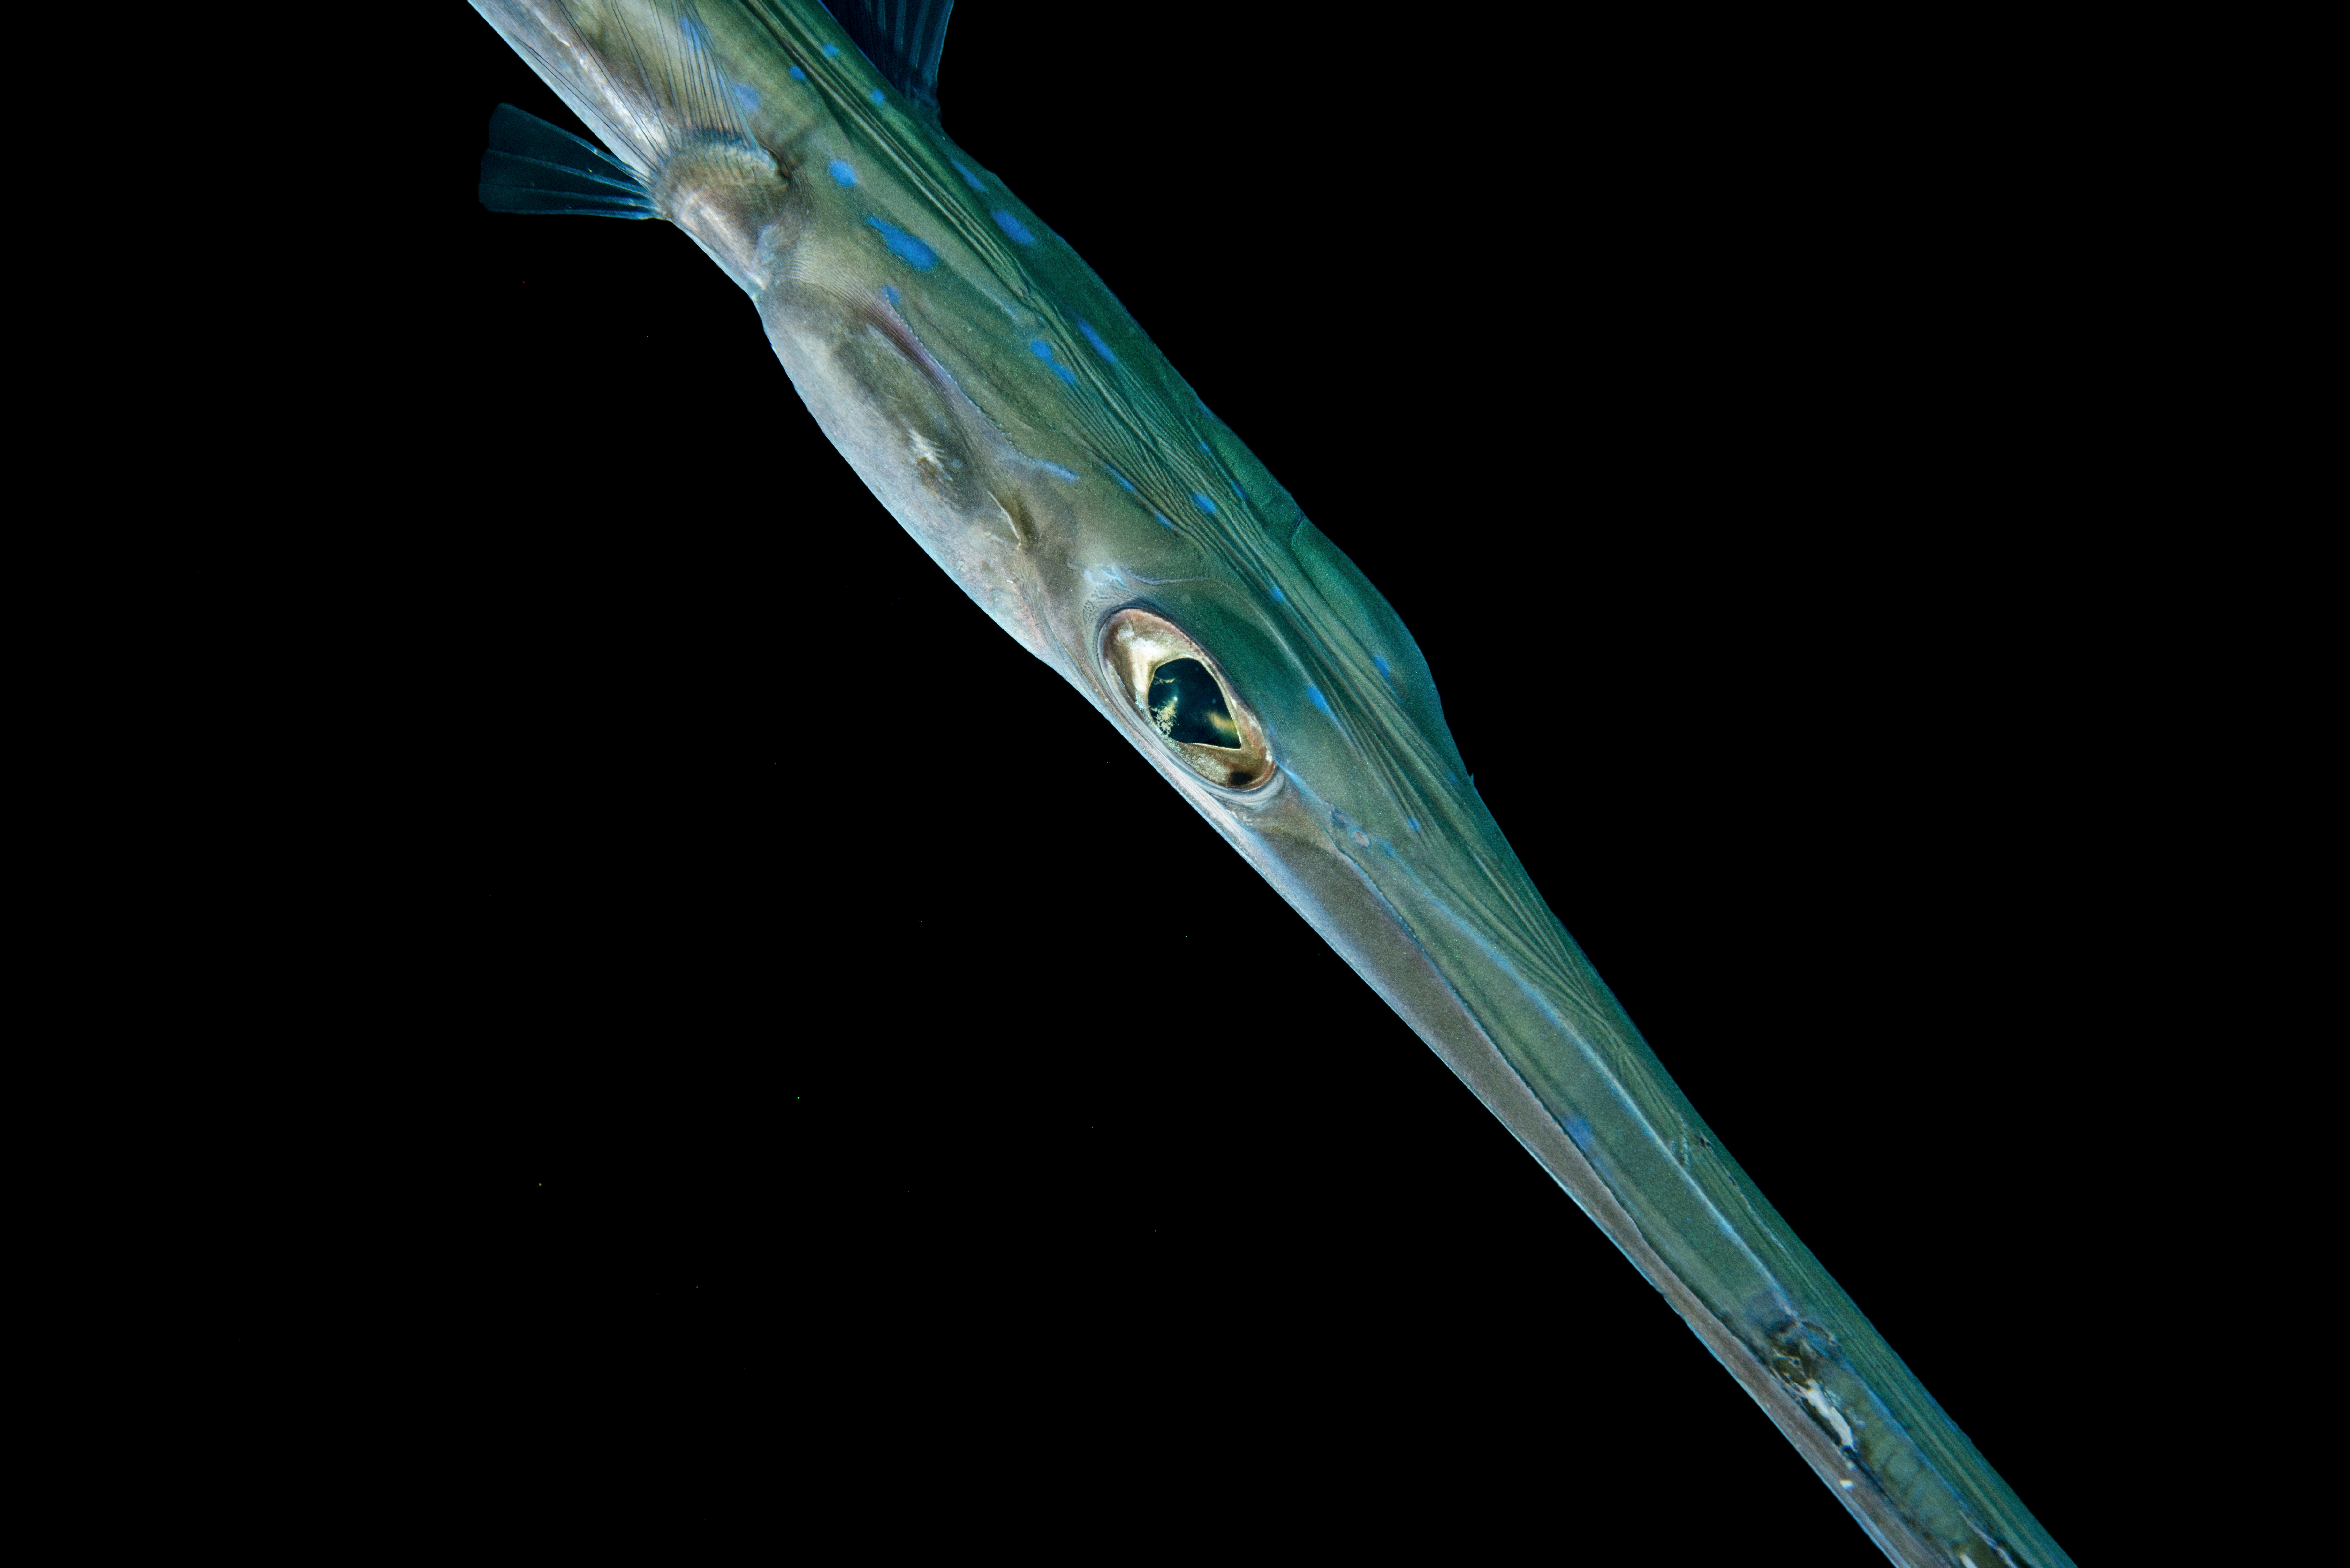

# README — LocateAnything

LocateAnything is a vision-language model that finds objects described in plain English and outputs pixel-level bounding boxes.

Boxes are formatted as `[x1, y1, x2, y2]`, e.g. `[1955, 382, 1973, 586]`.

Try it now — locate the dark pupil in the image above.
[1148, 658, 1241, 748]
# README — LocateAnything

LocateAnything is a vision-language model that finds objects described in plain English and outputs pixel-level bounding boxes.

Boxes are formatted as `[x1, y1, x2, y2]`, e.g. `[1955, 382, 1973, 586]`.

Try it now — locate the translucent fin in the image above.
[825, 0, 955, 113]
[478, 102, 653, 219]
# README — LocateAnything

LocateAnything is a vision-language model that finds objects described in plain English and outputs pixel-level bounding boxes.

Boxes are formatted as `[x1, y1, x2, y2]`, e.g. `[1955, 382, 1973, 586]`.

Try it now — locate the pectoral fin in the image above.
[478, 103, 653, 219]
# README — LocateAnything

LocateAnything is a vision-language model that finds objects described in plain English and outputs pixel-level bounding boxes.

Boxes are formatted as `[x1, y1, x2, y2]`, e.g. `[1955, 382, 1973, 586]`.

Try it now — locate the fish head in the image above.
[476, 0, 1614, 1186]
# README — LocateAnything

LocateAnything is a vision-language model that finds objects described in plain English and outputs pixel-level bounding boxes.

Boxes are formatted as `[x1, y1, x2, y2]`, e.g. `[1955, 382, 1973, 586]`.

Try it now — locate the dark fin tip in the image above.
[824, 0, 954, 114]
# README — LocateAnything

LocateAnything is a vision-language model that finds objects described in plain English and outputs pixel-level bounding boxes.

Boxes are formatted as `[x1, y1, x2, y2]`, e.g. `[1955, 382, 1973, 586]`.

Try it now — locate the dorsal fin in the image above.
[824, 0, 954, 114]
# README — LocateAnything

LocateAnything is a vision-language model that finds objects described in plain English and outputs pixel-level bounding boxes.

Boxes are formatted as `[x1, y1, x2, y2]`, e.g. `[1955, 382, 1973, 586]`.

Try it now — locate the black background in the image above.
[359, 7, 2191, 1560]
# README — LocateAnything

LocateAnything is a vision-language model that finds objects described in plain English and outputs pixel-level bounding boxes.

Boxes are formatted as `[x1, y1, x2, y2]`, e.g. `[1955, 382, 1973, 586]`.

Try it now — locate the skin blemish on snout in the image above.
[1794, 1379, 1855, 1449]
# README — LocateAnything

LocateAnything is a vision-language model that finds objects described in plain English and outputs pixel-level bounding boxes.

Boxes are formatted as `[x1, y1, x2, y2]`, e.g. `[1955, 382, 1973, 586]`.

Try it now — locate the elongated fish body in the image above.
[463, 6, 2071, 1563]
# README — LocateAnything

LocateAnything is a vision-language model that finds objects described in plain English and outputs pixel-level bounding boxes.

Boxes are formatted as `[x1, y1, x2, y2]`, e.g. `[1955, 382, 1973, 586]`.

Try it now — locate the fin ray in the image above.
[819, 0, 954, 113]
[478, 102, 654, 218]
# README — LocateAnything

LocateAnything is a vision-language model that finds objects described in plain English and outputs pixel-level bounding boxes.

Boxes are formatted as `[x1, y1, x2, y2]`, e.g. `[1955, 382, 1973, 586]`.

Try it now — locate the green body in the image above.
[465, 6, 2069, 1563]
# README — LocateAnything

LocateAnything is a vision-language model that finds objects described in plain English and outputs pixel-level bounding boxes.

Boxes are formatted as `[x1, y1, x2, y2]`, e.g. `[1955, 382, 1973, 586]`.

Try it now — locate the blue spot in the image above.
[1307, 686, 1332, 717]
[1154, 511, 1174, 529]
[790, 64, 806, 81]
[732, 82, 760, 115]
[882, 284, 901, 306]
[1076, 318, 1118, 364]
[828, 159, 857, 186]
[822, 43, 841, 57]
[1198, 439, 1214, 457]
[1405, 817, 1421, 833]
[866, 217, 937, 269]
[1191, 493, 1217, 516]
[870, 87, 886, 106]
[1269, 585, 1285, 603]
[1027, 339, 1076, 386]
[1565, 1116, 1594, 1151]
[1106, 467, 1136, 493]
[952, 160, 986, 193]
[991, 209, 1037, 245]
[1040, 461, 1078, 482]
[1374, 655, 1393, 681]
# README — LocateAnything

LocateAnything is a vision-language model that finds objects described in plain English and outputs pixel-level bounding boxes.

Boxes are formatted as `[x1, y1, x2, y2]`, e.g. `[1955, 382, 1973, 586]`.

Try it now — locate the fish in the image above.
[449, 5, 2085, 1562]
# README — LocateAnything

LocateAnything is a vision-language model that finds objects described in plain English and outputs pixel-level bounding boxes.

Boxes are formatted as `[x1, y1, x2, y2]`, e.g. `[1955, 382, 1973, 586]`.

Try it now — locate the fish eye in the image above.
[1098, 608, 1274, 790]
[1148, 659, 1238, 745]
